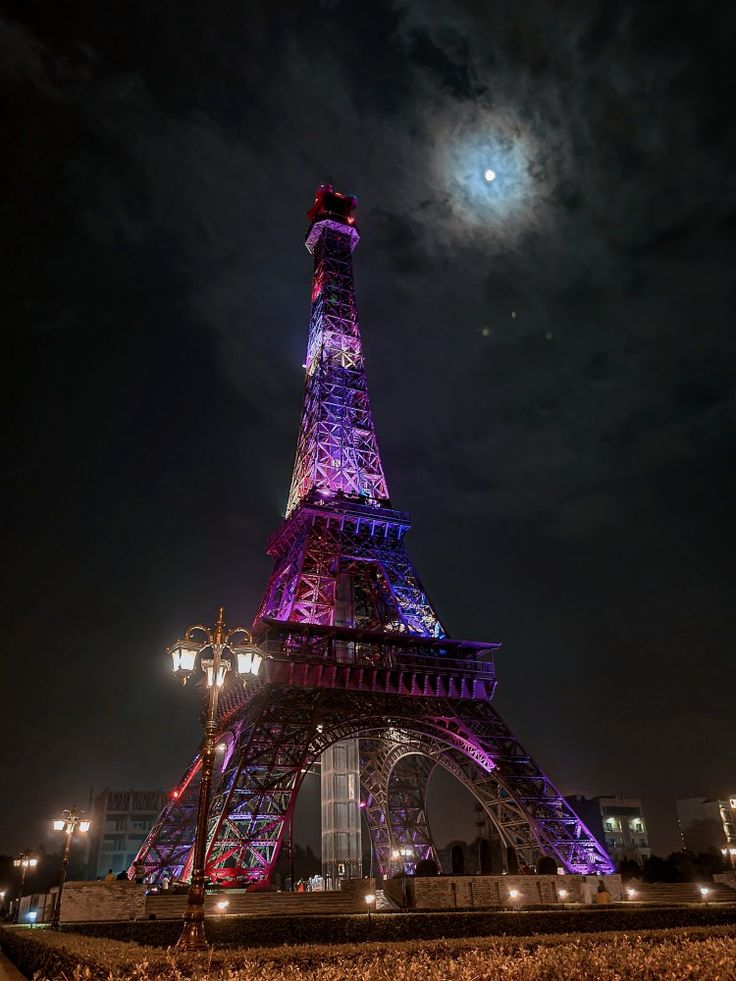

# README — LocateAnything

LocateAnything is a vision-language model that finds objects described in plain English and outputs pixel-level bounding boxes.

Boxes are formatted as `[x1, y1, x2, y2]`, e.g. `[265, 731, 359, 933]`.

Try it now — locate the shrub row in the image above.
[58, 903, 736, 948]
[2, 923, 736, 980]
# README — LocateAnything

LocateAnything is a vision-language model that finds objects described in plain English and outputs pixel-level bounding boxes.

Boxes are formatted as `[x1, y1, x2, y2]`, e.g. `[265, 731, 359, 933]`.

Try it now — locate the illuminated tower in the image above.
[135, 186, 614, 885]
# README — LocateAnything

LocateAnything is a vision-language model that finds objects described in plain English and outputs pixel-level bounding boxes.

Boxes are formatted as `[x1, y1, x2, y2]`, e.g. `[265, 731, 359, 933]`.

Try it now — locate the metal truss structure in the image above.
[135, 185, 614, 886]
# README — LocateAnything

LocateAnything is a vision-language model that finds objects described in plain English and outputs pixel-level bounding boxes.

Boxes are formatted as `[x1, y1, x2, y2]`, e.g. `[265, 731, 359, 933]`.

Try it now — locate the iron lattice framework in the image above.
[135, 185, 614, 885]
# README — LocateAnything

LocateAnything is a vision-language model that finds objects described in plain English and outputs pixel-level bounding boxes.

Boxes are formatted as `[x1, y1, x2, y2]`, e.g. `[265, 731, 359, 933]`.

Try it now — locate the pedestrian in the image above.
[104, 869, 115, 881]
[162, 874, 171, 891]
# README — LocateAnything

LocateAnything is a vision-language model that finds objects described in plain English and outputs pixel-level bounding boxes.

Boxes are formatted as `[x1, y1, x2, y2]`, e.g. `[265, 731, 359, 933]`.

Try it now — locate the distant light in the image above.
[700, 886, 710, 897]
[217, 743, 226, 751]
[558, 889, 568, 899]
[508, 889, 520, 899]
[27, 911, 37, 922]
[484, 168, 496, 183]
[364, 893, 376, 905]
[216, 900, 229, 911]
[627, 887, 637, 898]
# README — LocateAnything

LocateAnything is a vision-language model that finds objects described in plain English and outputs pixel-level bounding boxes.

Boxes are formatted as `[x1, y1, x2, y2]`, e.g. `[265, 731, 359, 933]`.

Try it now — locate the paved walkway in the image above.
[0, 953, 25, 981]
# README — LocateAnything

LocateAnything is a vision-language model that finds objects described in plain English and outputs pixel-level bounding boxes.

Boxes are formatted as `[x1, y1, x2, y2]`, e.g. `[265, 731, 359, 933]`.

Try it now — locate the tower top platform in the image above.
[306, 183, 360, 253]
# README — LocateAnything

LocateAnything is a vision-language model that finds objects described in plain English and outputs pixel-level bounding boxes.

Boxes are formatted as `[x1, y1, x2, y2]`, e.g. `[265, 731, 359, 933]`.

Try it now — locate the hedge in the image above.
[2, 923, 736, 980]
[55, 902, 736, 948]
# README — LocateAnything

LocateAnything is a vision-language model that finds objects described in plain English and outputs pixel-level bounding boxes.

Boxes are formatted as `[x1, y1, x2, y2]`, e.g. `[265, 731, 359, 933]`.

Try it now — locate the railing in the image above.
[258, 619, 498, 682]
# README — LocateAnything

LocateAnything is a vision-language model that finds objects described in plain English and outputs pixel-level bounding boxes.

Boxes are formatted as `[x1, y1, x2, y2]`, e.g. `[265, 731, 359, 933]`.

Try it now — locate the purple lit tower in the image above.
[135, 186, 614, 885]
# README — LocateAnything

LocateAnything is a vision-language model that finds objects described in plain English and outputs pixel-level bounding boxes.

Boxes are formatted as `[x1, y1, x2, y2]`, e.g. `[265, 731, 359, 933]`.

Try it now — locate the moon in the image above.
[484, 168, 496, 183]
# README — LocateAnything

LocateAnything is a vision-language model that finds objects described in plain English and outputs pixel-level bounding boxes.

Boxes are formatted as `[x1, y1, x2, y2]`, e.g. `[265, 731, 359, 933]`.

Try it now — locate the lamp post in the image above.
[51, 807, 91, 930]
[12, 853, 38, 923]
[169, 607, 264, 951]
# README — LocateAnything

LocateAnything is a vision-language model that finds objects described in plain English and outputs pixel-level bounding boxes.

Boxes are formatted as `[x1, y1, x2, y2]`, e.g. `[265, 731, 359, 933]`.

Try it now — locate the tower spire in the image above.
[286, 184, 390, 517]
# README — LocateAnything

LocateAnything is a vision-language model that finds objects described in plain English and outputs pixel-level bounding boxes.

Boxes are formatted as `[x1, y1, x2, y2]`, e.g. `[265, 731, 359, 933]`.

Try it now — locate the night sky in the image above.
[2, 1, 734, 860]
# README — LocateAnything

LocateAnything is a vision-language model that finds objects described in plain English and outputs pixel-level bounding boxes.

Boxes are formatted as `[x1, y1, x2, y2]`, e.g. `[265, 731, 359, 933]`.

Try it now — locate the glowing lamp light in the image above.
[484, 168, 496, 183]
[558, 889, 568, 899]
[27, 911, 37, 922]
[170, 642, 198, 680]
[364, 893, 376, 905]
[508, 889, 520, 899]
[53, 819, 65, 831]
[204, 660, 229, 688]
[235, 647, 263, 677]
[79, 820, 91, 833]
[29, 859, 38, 868]
[627, 888, 637, 899]
[700, 887, 710, 897]
[216, 900, 229, 911]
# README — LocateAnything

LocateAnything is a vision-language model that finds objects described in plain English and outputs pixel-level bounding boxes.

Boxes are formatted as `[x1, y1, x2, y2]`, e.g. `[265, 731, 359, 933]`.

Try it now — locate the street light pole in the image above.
[12, 853, 38, 923]
[51, 807, 91, 930]
[169, 607, 264, 951]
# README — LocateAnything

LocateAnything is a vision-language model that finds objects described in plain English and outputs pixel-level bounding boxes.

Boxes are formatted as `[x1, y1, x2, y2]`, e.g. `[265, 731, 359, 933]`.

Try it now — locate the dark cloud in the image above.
[1, 0, 734, 858]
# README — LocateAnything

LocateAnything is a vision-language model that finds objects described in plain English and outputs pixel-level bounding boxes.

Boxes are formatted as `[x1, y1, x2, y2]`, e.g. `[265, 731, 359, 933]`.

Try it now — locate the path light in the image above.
[509, 889, 520, 899]
[700, 886, 710, 900]
[627, 887, 637, 899]
[364, 892, 376, 940]
[216, 900, 229, 913]
[558, 888, 568, 900]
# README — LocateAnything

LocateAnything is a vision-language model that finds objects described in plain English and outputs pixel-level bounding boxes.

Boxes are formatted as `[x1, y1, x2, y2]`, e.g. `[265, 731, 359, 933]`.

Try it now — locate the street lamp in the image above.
[169, 607, 264, 951]
[51, 807, 91, 930]
[12, 853, 38, 923]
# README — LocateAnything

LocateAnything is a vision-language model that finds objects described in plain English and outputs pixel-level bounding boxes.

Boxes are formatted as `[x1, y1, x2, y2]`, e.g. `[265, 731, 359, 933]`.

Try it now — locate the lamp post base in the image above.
[177, 883, 208, 951]
[177, 908, 208, 951]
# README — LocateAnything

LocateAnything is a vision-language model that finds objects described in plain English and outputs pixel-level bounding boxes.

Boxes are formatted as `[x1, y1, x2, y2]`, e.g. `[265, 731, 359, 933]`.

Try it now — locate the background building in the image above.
[89, 789, 164, 878]
[677, 796, 736, 863]
[568, 795, 650, 865]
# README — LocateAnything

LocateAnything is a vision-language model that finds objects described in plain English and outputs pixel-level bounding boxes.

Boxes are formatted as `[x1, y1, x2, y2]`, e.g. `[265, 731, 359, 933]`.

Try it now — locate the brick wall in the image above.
[47, 881, 146, 922]
[384, 874, 623, 909]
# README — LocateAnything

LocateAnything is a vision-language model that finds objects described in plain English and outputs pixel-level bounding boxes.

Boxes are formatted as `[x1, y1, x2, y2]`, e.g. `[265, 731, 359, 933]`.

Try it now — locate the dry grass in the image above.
[3, 924, 736, 980]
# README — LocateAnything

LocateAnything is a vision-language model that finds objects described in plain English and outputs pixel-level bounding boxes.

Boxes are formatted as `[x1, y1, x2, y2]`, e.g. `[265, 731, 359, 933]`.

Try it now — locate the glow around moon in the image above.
[430, 108, 541, 239]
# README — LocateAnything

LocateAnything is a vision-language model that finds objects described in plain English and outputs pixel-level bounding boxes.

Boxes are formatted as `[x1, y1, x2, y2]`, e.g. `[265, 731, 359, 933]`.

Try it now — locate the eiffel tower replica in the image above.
[136, 185, 614, 887]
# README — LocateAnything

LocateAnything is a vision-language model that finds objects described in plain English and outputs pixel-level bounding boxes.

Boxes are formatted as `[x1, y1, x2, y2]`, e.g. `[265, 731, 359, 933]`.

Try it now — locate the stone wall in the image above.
[384, 874, 623, 909]
[715, 872, 736, 889]
[47, 880, 146, 922]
